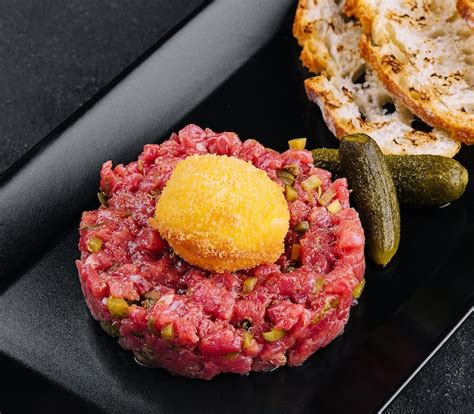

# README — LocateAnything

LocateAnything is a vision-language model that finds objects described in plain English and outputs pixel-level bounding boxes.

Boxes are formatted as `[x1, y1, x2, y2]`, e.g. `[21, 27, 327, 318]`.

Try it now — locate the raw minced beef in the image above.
[76, 124, 365, 379]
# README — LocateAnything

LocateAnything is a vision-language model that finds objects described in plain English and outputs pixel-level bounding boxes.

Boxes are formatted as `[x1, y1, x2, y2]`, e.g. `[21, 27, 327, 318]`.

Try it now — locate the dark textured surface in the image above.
[0, 0, 206, 176]
[386, 311, 474, 414]
[0, 1, 472, 413]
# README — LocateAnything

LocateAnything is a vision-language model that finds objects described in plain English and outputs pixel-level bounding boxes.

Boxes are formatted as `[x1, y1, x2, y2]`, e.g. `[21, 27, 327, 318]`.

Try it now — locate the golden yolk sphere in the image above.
[150, 154, 290, 272]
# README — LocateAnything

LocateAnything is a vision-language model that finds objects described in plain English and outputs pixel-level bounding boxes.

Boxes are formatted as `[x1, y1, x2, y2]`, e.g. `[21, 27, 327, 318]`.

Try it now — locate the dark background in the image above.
[0, 0, 204, 176]
[0, 1, 471, 413]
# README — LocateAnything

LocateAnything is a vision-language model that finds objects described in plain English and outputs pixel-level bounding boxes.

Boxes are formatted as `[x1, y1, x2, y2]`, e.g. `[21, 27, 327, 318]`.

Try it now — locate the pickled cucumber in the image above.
[311, 149, 468, 207]
[339, 134, 401, 266]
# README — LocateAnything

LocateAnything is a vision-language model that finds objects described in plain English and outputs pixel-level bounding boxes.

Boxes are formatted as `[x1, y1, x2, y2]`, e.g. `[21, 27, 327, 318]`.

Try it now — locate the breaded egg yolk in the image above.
[150, 154, 290, 272]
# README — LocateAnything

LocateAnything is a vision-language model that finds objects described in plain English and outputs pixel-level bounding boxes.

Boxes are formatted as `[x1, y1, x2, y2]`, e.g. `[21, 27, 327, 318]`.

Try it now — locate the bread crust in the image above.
[304, 77, 355, 138]
[304, 76, 460, 157]
[343, 0, 373, 33]
[457, 0, 474, 29]
[356, 0, 474, 144]
[293, 0, 460, 156]
[292, 0, 336, 75]
[360, 35, 474, 145]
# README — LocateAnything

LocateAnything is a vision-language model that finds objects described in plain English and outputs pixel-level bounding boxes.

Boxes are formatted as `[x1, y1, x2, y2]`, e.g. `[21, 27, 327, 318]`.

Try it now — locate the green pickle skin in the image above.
[339, 134, 401, 266]
[311, 149, 468, 207]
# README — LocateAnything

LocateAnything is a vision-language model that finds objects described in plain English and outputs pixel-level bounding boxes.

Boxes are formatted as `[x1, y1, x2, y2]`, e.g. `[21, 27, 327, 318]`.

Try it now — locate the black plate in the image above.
[1, 1, 473, 413]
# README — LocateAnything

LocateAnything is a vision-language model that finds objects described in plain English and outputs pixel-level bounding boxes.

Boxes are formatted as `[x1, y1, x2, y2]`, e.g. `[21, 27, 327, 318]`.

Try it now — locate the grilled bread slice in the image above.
[457, 0, 474, 29]
[351, 0, 474, 143]
[293, 0, 460, 156]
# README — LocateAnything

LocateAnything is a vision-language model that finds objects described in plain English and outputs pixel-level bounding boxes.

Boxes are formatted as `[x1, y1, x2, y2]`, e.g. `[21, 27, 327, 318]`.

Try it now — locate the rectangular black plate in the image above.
[1, 1, 473, 413]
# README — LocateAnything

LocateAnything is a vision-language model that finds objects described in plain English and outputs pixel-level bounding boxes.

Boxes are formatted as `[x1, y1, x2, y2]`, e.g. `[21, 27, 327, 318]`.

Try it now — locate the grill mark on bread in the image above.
[382, 54, 403, 74]
[355, 0, 474, 143]
[294, 0, 460, 156]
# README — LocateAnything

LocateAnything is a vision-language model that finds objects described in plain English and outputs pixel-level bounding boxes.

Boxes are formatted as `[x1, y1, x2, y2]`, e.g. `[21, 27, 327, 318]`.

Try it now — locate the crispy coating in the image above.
[150, 154, 290, 272]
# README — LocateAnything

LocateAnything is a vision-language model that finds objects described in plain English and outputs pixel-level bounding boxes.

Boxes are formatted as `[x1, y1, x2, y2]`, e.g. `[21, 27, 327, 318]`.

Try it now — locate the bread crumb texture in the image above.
[293, 0, 461, 156]
[150, 154, 290, 272]
[357, 0, 474, 143]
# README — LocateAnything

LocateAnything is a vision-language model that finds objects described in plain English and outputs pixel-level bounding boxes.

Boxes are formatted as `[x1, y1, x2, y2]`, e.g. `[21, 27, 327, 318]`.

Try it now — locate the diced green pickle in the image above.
[262, 328, 285, 342]
[294, 221, 310, 233]
[243, 277, 257, 293]
[302, 175, 322, 192]
[284, 164, 300, 176]
[288, 138, 307, 150]
[87, 236, 103, 253]
[242, 331, 254, 349]
[312, 296, 339, 324]
[107, 297, 129, 319]
[100, 320, 120, 337]
[319, 188, 336, 206]
[277, 169, 295, 186]
[285, 185, 298, 202]
[312, 277, 325, 295]
[327, 200, 342, 214]
[241, 320, 252, 331]
[147, 318, 157, 335]
[352, 279, 366, 299]
[97, 191, 108, 207]
[161, 323, 174, 340]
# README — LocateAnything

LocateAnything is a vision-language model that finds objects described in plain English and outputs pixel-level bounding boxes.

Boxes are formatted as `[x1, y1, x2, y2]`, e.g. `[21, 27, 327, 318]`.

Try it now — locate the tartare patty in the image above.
[76, 124, 365, 379]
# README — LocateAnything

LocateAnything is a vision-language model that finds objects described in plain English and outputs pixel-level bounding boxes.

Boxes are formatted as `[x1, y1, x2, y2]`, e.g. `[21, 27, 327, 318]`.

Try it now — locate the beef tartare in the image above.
[76, 124, 365, 379]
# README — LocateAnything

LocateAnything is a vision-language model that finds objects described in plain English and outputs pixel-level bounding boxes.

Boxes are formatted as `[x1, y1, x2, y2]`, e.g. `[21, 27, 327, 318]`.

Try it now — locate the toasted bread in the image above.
[353, 0, 474, 143]
[457, 0, 474, 29]
[293, 0, 460, 156]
